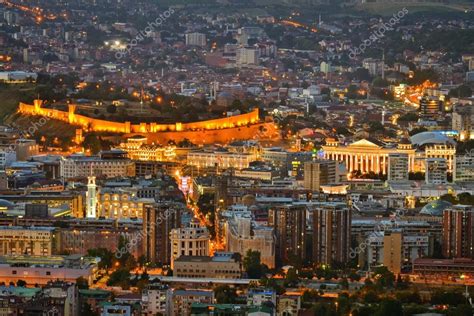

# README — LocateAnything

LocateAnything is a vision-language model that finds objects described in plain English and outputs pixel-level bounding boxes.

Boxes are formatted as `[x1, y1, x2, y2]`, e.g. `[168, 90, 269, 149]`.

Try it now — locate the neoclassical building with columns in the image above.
[322, 139, 417, 175]
[322, 137, 456, 175]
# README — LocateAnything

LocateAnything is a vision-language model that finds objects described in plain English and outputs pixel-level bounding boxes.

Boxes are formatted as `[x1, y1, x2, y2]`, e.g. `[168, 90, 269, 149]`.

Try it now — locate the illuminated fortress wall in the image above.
[18, 100, 260, 134]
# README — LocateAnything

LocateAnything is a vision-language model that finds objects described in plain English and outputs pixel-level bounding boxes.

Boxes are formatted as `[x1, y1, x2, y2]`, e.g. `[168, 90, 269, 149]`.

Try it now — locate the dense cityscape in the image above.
[0, 0, 474, 315]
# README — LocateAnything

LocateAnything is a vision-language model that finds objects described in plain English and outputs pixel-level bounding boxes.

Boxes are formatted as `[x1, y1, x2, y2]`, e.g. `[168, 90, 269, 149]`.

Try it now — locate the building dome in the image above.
[420, 199, 452, 216]
[0, 199, 14, 210]
[410, 131, 455, 147]
[242, 194, 256, 206]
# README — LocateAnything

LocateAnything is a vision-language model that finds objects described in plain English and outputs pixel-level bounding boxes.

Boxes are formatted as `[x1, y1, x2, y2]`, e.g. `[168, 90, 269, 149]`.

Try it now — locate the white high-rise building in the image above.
[86, 176, 97, 218]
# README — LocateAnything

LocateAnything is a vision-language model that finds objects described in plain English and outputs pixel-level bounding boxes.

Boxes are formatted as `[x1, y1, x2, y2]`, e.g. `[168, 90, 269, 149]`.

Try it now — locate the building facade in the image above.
[303, 160, 337, 192]
[170, 218, 210, 270]
[311, 202, 351, 265]
[322, 139, 416, 175]
[143, 203, 182, 265]
[0, 226, 55, 256]
[173, 252, 241, 279]
[443, 205, 474, 259]
[268, 204, 306, 265]
[225, 211, 275, 268]
[388, 153, 409, 181]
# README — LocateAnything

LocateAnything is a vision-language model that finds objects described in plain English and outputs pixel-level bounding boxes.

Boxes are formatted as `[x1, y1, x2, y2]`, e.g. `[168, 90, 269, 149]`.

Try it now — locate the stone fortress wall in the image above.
[18, 100, 278, 144]
[18, 100, 260, 134]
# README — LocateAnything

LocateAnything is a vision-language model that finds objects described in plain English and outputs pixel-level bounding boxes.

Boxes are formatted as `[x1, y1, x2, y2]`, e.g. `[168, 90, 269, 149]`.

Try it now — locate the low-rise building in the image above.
[0, 226, 56, 256]
[173, 252, 241, 279]
[60, 152, 135, 179]
[0, 255, 99, 286]
[142, 283, 168, 316]
[166, 289, 214, 316]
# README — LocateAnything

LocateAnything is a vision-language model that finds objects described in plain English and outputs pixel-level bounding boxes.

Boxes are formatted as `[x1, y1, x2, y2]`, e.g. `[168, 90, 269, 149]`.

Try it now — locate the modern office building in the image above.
[311, 202, 351, 265]
[57, 218, 143, 258]
[443, 205, 474, 259]
[0, 255, 99, 286]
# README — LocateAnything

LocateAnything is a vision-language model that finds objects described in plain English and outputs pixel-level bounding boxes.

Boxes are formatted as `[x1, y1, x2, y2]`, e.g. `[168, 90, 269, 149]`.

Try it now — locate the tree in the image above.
[448, 85, 472, 98]
[80, 302, 99, 316]
[214, 285, 237, 304]
[16, 280, 27, 287]
[83, 133, 102, 154]
[374, 298, 403, 316]
[351, 68, 372, 82]
[372, 77, 389, 87]
[107, 268, 131, 289]
[458, 193, 474, 206]
[363, 291, 379, 304]
[451, 304, 474, 316]
[409, 127, 428, 136]
[87, 248, 114, 269]
[398, 112, 419, 122]
[338, 277, 349, 290]
[310, 302, 337, 316]
[440, 193, 457, 205]
[373, 266, 395, 289]
[106, 104, 117, 114]
[284, 268, 299, 287]
[243, 250, 266, 279]
[302, 289, 320, 307]
[76, 276, 89, 289]
[368, 121, 384, 133]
